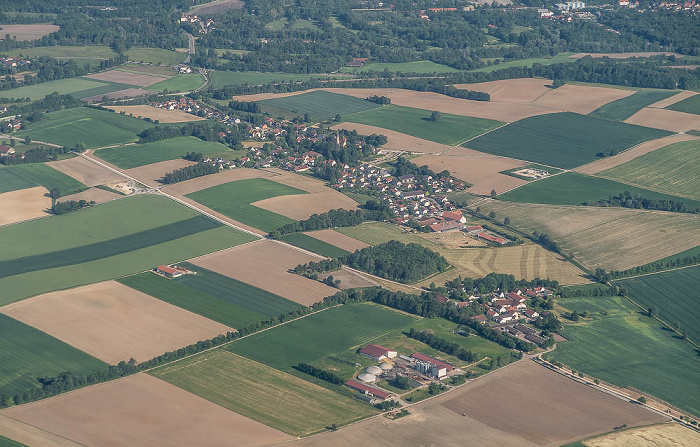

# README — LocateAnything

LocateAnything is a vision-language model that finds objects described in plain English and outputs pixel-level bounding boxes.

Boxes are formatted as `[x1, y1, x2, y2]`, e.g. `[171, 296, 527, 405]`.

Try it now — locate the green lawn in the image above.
[185, 178, 306, 232]
[599, 139, 700, 201]
[0, 163, 86, 195]
[227, 303, 418, 370]
[344, 104, 504, 146]
[259, 90, 381, 121]
[0, 313, 107, 397]
[119, 264, 301, 329]
[9, 45, 117, 59]
[340, 61, 459, 74]
[615, 266, 700, 343]
[69, 82, 138, 100]
[148, 74, 205, 92]
[151, 350, 375, 436]
[209, 71, 339, 89]
[280, 233, 351, 257]
[589, 90, 679, 121]
[0, 436, 26, 447]
[125, 47, 187, 66]
[265, 18, 288, 30]
[0, 77, 109, 101]
[470, 52, 574, 73]
[665, 94, 700, 115]
[550, 296, 700, 416]
[335, 221, 442, 251]
[465, 112, 672, 169]
[94, 136, 231, 169]
[17, 107, 155, 149]
[497, 172, 700, 209]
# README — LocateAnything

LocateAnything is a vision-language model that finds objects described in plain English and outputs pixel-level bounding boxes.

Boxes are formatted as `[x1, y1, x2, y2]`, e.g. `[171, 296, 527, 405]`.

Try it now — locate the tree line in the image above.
[51, 199, 93, 215]
[160, 162, 219, 184]
[0, 145, 71, 165]
[584, 191, 699, 214]
[294, 363, 345, 385]
[406, 328, 477, 363]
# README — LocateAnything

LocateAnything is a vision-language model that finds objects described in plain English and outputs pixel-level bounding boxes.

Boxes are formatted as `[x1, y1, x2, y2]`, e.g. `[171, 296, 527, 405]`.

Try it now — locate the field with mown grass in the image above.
[344, 104, 504, 146]
[0, 163, 86, 195]
[589, 90, 679, 121]
[550, 296, 700, 415]
[259, 90, 381, 121]
[279, 233, 351, 257]
[0, 77, 112, 101]
[465, 112, 672, 169]
[665, 94, 700, 115]
[185, 178, 306, 232]
[148, 74, 205, 92]
[209, 71, 338, 88]
[340, 60, 459, 74]
[150, 349, 376, 436]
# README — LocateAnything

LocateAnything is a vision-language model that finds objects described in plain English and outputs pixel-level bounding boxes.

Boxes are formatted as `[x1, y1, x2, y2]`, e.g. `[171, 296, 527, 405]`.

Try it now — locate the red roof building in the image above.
[429, 220, 463, 233]
[411, 353, 455, 371]
[476, 232, 508, 245]
[442, 210, 466, 223]
[345, 380, 391, 400]
[156, 265, 182, 278]
[435, 294, 448, 304]
[359, 344, 397, 361]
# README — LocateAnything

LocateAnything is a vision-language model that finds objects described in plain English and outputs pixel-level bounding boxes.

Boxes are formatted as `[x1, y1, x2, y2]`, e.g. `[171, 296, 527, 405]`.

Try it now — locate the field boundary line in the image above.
[612, 263, 700, 281]
[0, 414, 90, 447]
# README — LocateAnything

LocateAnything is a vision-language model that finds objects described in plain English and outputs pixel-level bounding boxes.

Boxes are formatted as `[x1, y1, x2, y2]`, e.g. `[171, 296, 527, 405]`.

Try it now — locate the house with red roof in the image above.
[345, 380, 391, 400]
[359, 344, 397, 361]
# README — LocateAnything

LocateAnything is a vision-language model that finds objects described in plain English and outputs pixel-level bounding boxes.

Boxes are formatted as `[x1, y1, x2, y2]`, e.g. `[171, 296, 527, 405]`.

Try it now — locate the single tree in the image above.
[490, 189, 497, 197]
[24, 136, 31, 145]
[488, 211, 496, 219]
[9, 138, 15, 147]
[638, 396, 647, 404]
[430, 111, 442, 121]
[571, 310, 580, 322]
[504, 217, 511, 225]
[334, 114, 342, 122]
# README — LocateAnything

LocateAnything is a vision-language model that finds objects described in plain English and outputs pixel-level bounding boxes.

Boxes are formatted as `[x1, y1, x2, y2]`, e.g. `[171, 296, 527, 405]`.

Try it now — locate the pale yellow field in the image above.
[625, 107, 700, 132]
[454, 78, 554, 104]
[106, 105, 207, 123]
[48, 156, 123, 187]
[0, 415, 82, 447]
[0, 186, 50, 226]
[57, 187, 122, 204]
[125, 159, 196, 186]
[583, 423, 700, 447]
[86, 71, 164, 87]
[532, 84, 635, 114]
[332, 122, 455, 154]
[0, 24, 59, 41]
[0, 281, 234, 364]
[648, 91, 698, 109]
[305, 228, 370, 252]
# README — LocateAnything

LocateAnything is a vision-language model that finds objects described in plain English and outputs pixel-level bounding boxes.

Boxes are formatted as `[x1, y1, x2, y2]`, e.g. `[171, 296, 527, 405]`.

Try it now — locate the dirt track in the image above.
[0, 186, 50, 226]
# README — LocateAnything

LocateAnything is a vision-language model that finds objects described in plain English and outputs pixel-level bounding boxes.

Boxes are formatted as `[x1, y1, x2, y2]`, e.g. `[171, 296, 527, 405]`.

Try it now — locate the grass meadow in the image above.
[0, 78, 110, 101]
[0, 313, 107, 397]
[344, 104, 504, 146]
[148, 74, 205, 93]
[0, 435, 25, 447]
[550, 296, 700, 415]
[259, 90, 381, 121]
[497, 172, 700, 209]
[0, 163, 86, 195]
[470, 52, 574, 73]
[151, 350, 375, 436]
[227, 303, 418, 370]
[599, 139, 700, 201]
[17, 107, 154, 148]
[465, 112, 672, 169]
[280, 233, 351, 257]
[124, 47, 187, 65]
[589, 90, 679, 121]
[186, 178, 306, 232]
[209, 71, 339, 89]
[665, 94, 700, 115]
[94, 136, 231, 169]
[119, 263, 302, 329]
[340, 60, 459, 74]
[615, 266, 700, 343]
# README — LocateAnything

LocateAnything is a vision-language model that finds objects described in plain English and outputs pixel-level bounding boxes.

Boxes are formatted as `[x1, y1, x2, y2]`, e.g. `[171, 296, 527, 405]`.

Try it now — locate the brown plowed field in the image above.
[0, 415, 82, 447]
[319, 268, 376, 289]
[412, 148, 528, 195]
[57, 187, 122, 204]
[583, 423, 700, 447]
[48, 156, 123, 186]
[332, 122, 454, 153]
[0, 374, 292, 447]
[648, 91, 698, 109]
[533, 84, 635, 114]
[191, 239, 338, 305]
[125, 159, 196, 186]
[85, 70, 164, 87]
[624, 108, 700, 132]
[569, 52, 683, 59]
[0, 186, 50, 226]
[0, 281, 234, 364]
[454, 78, 554, 103]
[306, 229, 370, 252]
[0, 24, 59, 41]
[105, 105, 206, 123]
[575, 134, 700, 175]
[84, 88, 155, 103]
[293, 360, 665, 447]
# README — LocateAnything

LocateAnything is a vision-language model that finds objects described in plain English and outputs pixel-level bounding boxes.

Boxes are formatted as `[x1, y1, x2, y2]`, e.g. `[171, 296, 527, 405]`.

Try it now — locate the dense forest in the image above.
[271, 200, 393, 237]
[160, 161, 219, 184]
[344, 241, 450, 283]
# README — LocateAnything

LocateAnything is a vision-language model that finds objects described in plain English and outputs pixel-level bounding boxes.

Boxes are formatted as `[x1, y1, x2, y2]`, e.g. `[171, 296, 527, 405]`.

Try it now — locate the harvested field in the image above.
[83, 88, 155, 103]
[582, 423, 700, 447]
[253, 189, 358, 220]
[319, 268, 376, 289]
[477, 200, 700, 270]
[293, 360, 665, 447]
[0, 281, 233, 364]
[575, 133, 699, 175]
[305, 229, 370, 252]
[648, 90, 698, 109]
[0, 24, 59, 41]
[105, 105, 205, 122]
[533, 84, 635, 114]
[48, 156, 123, 187]
[125, 159, 196, 186]
[0, 186, 50, 226]
[625, 107, 700, 132]
[119, 64, 175, 76]
[412, 148, 527, 195]
[191, 240, 338, 305]
[85, 70, 163, 87]
[569, 52, 683, 59]
[0, 373, 291, 447]
[332, 122, 454, 153]
[57, 187, 122, 204]
[454, 78, 553, 103]
[0, 415, 83, 447]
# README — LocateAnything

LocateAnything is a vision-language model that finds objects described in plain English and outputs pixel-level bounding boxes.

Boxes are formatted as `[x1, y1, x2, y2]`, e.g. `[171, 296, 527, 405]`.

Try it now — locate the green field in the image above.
[665, 94, 700, 115]
[9, 45, 117, 59]
[599, 139, 700, 201]
[227, 303, 418, 370]
[17, 107, 154, 148]
[119, 264, 301, 329]
[0, 436, 25, 447]
[0, 195, 256, 304]
[340, 60, 459, 74]
[186, 178, 306, 232]
[589, 90, 679, 121]
[550, 296, 700, 415]
[94, 136, 231, 169]
[0, 163, 86, 195]
[124, 47, 187, 65]
[344, 105, 504, 146]
[69, 82, 138, 100]
[148, 74, 205, 92]
[497, 172, 700, 209]
[259, 90, 381, 121]
[465, 112, 672, 169]
[209, 71, 338, 89]
[470, 52, 574, 73]
[335, 221, 442, 250]
[0, 313, 107, 397]
[615, 266, 700, 343]
[151, 350, 375, 436]
[0, 77, 110, 101]
[280, 233, 351, 257]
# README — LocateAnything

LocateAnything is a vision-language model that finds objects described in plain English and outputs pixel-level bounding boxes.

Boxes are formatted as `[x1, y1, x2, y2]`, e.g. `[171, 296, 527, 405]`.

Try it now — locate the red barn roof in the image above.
[411, 353, 455, 371]
[345, 380, 390, 399]
[156, 265, 179, 275]
[442, 210, 463, 221]
[360, 344, 393, 359]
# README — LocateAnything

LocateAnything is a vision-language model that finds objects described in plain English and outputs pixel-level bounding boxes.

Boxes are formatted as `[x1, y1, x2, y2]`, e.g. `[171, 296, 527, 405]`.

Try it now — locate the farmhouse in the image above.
[0, 145, 16, 156]
[345, 380, 391, 400]
[476, 232, 508, 245]
[359, 344, 397, 361]
[442, 210, 466, 223]
[156, 265, 183, 278]
[429, 219, 464, 233]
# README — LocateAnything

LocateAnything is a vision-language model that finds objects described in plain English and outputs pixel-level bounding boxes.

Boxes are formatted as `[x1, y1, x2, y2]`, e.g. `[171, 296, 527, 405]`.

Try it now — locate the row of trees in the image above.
[270, 201, 393, 237]
[160, 162, 219, 184]
[406, 328, 477, 363]
[0, 145, 70, 165]
[584, 191, 699, 214]
[594, 251, 700, 280]
[50, 199, 93, 215]
[137, 122, 228, 144]
[294, 363, 345, 385]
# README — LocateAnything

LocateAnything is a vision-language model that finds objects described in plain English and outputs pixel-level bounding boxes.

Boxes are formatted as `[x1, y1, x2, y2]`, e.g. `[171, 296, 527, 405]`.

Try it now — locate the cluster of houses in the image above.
[2, 119, 22, 132]
[458, 286, 552, 326]
[0, 57, 30, 68]
[179, 14, 215, 31]
[150, 98, 239, 125]
[0, 145, 16, 157]
[656, 0, 699, 11]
